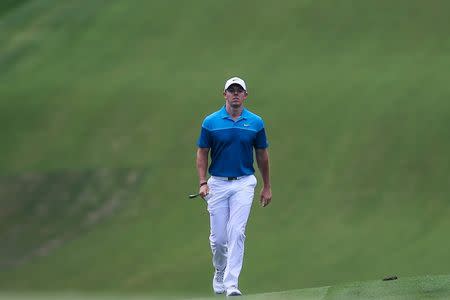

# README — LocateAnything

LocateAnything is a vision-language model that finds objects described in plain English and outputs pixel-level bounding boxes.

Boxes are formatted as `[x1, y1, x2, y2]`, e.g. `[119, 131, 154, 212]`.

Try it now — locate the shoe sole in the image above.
[227, 292, 242, 296]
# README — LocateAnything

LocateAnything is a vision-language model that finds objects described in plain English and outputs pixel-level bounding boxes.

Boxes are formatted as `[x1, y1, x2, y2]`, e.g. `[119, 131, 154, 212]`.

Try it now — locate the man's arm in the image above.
[196, 147, 210, 197]
[255, 148, 272, 207]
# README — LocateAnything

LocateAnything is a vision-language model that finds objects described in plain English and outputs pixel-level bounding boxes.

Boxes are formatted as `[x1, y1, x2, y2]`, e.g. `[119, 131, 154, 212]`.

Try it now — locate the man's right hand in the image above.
[199, 184, 209, 198]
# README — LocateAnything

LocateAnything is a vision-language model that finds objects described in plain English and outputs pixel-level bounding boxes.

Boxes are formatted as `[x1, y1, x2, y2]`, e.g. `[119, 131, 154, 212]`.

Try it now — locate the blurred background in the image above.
[1, 0, 449, 298]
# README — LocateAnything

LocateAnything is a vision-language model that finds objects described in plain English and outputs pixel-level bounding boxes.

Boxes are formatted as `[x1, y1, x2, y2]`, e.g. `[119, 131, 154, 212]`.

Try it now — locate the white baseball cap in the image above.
[224, 76, 247, 92]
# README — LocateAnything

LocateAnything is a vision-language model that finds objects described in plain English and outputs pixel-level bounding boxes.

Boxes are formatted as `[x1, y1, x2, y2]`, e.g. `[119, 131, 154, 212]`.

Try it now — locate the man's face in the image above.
[223, 84, 247, 108]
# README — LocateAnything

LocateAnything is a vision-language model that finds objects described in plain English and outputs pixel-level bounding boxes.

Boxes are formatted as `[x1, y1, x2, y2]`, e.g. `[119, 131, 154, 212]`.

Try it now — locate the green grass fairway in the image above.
[1, 0, 450, 297]
[1, 275, 449, 299]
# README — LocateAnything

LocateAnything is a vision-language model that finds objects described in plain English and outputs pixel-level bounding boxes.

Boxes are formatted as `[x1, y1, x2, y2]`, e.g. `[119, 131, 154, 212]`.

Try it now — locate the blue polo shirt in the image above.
[197, 106, 268, 177]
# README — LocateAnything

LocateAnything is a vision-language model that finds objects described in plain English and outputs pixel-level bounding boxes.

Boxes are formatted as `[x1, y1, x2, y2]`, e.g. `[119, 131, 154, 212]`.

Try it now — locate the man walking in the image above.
[196, 76, 272, 296]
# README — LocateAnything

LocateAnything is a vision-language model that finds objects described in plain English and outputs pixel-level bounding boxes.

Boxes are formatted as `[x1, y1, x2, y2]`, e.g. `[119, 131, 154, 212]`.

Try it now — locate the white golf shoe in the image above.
[212, 269, 225, 294]
[226, 286, 242, 296]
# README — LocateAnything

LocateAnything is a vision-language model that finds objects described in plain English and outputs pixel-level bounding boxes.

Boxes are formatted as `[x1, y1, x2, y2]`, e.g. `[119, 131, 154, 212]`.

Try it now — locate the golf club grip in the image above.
[188, 193, 200, 199]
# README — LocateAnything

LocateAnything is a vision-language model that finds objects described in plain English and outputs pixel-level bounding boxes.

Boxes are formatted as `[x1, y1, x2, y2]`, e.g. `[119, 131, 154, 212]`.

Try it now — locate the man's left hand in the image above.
[260, 187, 272, 207]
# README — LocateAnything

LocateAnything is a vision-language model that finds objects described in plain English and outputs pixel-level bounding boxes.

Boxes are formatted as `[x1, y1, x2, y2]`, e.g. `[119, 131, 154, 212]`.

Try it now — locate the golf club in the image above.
[188, 193, 200, 199]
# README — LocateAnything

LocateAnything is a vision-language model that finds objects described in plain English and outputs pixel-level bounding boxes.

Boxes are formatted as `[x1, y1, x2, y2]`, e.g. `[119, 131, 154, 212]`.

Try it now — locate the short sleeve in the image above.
[197, 126, 211, 148]
[254, 127, 268, 149]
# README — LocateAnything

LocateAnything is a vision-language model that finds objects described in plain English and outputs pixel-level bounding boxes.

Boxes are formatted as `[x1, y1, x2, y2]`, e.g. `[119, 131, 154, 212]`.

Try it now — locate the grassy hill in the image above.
[1, 0, 449, 297]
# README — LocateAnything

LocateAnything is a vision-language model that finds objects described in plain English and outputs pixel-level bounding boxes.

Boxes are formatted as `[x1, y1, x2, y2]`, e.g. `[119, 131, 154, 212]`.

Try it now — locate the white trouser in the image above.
[204, 175, 257, 289]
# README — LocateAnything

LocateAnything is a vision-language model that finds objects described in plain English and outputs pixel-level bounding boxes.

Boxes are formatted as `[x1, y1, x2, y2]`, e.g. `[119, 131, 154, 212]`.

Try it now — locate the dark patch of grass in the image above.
[0, 0, 30, 18]
[0, 168, 148, 270]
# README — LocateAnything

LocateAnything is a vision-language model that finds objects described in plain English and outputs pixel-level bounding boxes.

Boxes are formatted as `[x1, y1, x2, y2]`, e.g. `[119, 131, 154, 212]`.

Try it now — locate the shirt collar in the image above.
[219, 105, 248, 120]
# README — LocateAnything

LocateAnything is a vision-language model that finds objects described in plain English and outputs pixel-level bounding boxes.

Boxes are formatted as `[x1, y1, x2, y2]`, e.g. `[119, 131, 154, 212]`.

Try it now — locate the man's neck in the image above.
[225, 104, 244, 120]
